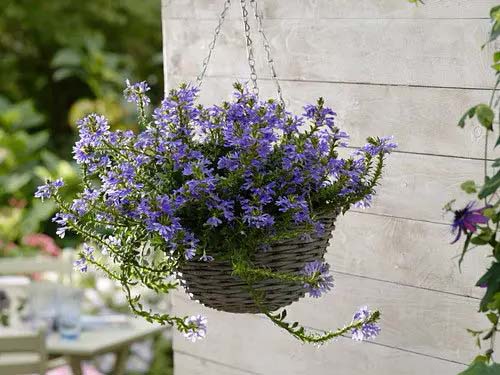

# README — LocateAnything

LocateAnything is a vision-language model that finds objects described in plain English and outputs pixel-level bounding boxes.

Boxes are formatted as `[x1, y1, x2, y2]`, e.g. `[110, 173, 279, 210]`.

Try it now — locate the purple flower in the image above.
[53, 211, 74, 239]
[301, 260, 334, 298]
[351, 306, 381, 341]
[354, 194, 372, 209]
[34, 179, 64, 201]
[451, 201, 489, 243]
[206, 216, 222, 227]
[358, 136, 397, 156]
[72, 188, 98, 216]
[73, 258, 88, 273]
[71, 198, 87, 216]
[183, 315, 207, 342]
[120, 163, 136, 183]
[183, 232, 199, 260]
[124, 79, 151, 107]
[73, 243, 94, 273]
[199, 253, 214, 262]
[276, 196, 294, 212]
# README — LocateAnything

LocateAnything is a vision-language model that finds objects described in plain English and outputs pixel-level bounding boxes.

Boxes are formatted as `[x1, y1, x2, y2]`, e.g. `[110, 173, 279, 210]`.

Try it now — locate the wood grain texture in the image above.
[173, 293, 469, 375]
[362, 152, 492, 223]
[163, 0, 497, 20]
[164, 18, 495, 88]
[173, 269, 489, 364]
[288, 274, 487, 363]
[162, 0, 497, 373]
[169, 75, 491, 159]
[328, 211, 487, 298]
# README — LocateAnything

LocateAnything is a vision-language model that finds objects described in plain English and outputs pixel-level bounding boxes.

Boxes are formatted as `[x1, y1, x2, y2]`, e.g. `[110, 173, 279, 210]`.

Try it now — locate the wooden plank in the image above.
[163, 0, 497, 20]
[328, 212, 487, 298]
[173, 272, 489, 364]
[168, 75, 491, 159]
[361, 152, 493, 224]
[163, 18, 495, 88]
[289, 273, 488, 363]
[172, 293, 469, 375]
[175, 351, 259, 375]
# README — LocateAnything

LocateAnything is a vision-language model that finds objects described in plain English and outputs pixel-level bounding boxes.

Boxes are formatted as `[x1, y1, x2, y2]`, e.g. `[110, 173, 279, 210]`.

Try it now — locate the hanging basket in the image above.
[180, 209, 340, 313]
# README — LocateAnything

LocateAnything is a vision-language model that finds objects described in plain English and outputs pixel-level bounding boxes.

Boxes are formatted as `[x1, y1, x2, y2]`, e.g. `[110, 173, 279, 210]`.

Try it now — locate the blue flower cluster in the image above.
[301, 260, 334, 298]
[36, 81, 393, 342]
[183, 315, 208, 342]
[351, 306, 381, 341]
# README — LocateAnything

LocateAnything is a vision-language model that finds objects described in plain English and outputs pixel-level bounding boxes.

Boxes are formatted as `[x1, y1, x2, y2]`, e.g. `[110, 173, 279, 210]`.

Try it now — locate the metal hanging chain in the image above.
[239, 0, 259, 95]
[249, 0, 285, 107]
[196, 0, 232, 88]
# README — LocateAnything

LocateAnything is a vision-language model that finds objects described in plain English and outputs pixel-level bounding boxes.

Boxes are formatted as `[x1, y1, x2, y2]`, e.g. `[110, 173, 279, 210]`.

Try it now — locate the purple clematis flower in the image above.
[451, 201, 489, 244]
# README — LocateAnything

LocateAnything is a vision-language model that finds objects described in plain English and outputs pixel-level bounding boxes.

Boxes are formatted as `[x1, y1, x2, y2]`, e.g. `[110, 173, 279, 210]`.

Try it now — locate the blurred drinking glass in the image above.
[57, 287, 83, 340]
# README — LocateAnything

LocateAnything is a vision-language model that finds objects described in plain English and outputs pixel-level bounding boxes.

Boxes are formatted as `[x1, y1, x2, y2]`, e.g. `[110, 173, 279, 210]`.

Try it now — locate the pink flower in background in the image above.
[0, 240, 17, 254]
[8, 197, 27, 208]
[22, 233, 61, 257]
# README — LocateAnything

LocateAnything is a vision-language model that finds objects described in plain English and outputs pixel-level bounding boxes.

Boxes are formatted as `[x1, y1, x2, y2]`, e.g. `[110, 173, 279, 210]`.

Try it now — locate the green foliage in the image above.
[0, 0, 163, 248]
[0, 97, 80, 247]
[477, 263, 500, 312]
[144, 335, 174, 375]
[479, 171, 500, 199]
[458, 104, 495, 130]
[459, 361, 500, 375]
[448, 2, 500, 371]
[461, 180, 478, 194]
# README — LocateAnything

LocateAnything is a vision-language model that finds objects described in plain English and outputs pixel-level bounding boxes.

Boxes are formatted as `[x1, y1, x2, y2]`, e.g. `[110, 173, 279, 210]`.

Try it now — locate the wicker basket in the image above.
[179, 210, 340, 313]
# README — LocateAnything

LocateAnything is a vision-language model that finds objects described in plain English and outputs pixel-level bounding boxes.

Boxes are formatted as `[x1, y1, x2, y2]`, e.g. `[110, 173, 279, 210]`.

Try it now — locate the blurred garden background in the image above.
[0, 0, 163, 252]
[0, 1, 173, 373]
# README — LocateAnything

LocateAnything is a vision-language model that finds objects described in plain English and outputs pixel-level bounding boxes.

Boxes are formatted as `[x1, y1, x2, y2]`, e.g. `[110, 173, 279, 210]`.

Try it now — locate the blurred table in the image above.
[46, 317, 165, 375]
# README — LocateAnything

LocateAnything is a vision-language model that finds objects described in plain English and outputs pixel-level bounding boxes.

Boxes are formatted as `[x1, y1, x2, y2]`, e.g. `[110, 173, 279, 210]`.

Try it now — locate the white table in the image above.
[46, 318, 165, 375]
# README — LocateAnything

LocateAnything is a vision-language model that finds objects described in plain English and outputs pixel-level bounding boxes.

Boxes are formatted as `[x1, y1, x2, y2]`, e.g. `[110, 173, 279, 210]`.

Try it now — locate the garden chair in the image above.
[0, 328, 48, 375]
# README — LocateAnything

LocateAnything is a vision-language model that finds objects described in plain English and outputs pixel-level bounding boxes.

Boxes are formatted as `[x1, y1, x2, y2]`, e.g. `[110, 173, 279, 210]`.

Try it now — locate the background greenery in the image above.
[0, 0, 164, 252]
[0, 1, 173, 373]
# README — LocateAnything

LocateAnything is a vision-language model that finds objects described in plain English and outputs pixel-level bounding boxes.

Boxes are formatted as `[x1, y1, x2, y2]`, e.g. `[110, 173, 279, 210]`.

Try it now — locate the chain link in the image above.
[239, 0, 259, 95]
[196, 0, 285, 104]
[196, 0, 232, 88]
[249, 0, 285, 107]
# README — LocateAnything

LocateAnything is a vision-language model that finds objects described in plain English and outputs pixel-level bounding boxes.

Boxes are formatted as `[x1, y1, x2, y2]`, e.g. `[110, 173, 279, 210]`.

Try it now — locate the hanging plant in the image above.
[35, 0, 396, 344]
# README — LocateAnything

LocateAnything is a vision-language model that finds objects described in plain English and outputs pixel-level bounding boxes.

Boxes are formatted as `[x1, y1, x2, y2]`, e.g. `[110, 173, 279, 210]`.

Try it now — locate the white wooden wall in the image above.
[162, 1, 499, 373]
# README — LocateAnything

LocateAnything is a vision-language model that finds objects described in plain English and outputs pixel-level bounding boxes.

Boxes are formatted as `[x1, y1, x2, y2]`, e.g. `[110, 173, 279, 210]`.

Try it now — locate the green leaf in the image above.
[479, 171, 500, 199]
[461, 180, 477, 194]
[493, 158, 500, 168]
[458, 106, 477, 128]
[477, 263, 500, 311]
[483, 208, 496, 219]
[471, 236, 489, 245]
[20, 199, 57, 236]
[53, 67, 80, 82]
[0, 173, 31, 194]
[491, 5, 500, 20]
[486, 312, 498, 325]
[51, 48, 82, 68]
[487, 292, 500, 311]
[459, 361, 500, 375]
[476, 104, 494, 130]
